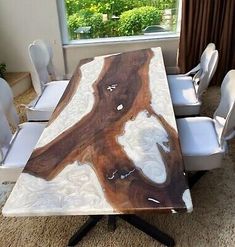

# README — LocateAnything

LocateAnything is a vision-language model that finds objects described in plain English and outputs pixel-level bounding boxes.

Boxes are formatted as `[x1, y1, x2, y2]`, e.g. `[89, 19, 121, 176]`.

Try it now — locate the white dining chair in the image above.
[0, 78, 19, 128]
[177, 70, 235, 173]
[27, 43, 69, 121]
[33, 39, 69, 81]
[0, 78, 46, 183]
[168, 49, 219, 116]
[184, 43, 216, 76]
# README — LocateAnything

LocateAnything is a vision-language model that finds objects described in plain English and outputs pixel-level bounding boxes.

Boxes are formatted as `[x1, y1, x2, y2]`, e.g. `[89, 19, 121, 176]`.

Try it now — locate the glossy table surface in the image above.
[3, 47, 192, 216]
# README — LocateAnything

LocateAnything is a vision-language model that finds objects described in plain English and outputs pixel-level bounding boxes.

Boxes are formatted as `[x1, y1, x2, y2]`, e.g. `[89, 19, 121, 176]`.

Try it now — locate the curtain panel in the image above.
[178, 0, 235, 85]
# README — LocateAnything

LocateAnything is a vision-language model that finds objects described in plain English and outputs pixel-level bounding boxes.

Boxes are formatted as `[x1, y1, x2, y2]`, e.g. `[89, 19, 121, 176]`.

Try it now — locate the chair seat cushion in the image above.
[167, 75, 201, 116]
[35, 80, 69, 110]
[26, 80, 69, 121]
[167, 75, 198, 105]
[177, 117, 225, 171]
[3, 122, 46, 167]
[177, 117, 223, 155]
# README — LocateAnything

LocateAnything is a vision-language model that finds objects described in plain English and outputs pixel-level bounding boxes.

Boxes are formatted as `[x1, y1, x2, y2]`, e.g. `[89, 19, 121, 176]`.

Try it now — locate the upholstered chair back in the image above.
[196, 50, 219, 98]
[33, 39, 56, 80]
[0, 106, 13, 163]
[28, 43, 50, 95]
[0, 78, 19, 128]
[214, 70, 235, 143]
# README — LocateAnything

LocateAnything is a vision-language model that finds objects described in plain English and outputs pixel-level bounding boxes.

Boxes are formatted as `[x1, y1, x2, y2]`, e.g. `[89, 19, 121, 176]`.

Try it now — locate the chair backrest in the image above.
[0, 78, 19, 128]
[193, 43, 216, 81]
[195, 50, 219, 98]
[28, 43, 50, 95]
[201, 43, 216, 63]
[214, 70, 235, 144]
[33, 39, 56, 80]
[0, 106, 13, 163]
[199, 43, 216, 75]
[186, 43, 216, 76]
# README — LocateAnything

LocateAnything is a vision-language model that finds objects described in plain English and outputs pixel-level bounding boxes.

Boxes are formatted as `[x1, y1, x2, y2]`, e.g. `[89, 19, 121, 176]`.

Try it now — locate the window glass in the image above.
[64, 0, 180, 41]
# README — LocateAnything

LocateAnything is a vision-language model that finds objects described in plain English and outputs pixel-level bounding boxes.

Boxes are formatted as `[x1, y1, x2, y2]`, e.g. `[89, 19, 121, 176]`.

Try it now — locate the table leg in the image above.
[68, 214, 175, 247]
[108, 215, 117, 232]
[119, 215, 175, 247]
[68, 215, 103, 246]
[188, 171, 207, 189]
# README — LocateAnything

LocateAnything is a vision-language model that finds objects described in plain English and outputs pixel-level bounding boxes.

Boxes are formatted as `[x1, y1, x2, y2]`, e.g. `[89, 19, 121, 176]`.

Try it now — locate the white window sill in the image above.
[63, 32, 179, 48]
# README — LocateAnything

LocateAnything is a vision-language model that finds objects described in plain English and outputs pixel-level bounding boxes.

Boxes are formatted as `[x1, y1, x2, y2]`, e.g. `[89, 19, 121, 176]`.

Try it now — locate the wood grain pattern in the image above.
[24, 49, 188, 213]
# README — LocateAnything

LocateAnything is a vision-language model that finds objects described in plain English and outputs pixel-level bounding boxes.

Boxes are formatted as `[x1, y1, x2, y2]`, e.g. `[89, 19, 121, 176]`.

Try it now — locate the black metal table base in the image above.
[68, 215, 175, 247]
[188, 171, 208, 189]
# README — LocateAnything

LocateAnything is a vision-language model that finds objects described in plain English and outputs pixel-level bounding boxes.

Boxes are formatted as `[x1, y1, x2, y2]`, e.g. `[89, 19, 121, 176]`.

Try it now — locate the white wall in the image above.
[0, 0, 179, 79]
[64, 38, 179, 76]
[0, 43, 6, 64]
[0, 0, 65, 75]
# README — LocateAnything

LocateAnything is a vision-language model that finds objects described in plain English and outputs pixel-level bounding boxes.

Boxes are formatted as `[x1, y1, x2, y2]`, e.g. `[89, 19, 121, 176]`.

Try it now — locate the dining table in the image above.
[2, 47, 192, 247]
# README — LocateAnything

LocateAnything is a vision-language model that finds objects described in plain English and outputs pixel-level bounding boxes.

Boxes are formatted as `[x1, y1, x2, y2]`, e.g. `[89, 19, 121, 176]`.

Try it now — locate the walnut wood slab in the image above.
[3, 48, 192, 216]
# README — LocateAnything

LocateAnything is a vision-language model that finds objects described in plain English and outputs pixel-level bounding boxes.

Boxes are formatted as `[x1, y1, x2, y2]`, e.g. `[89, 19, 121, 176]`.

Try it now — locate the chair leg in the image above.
[119, 215, 175, 247]
[68, 215, 103, 246]
[188, 171, 208, 189]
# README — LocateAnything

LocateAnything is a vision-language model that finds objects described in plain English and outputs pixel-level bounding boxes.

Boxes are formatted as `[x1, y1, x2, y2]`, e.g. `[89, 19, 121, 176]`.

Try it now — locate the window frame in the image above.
[57, 0, 182, 46]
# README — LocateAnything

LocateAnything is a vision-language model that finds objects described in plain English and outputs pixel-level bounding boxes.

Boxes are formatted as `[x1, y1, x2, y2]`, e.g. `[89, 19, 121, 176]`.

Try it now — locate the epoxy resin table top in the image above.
[3, 48, 192, 216]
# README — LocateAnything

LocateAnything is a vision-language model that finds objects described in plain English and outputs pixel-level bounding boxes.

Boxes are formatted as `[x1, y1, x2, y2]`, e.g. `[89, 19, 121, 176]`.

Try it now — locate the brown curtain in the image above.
[178, 0, 235, 85]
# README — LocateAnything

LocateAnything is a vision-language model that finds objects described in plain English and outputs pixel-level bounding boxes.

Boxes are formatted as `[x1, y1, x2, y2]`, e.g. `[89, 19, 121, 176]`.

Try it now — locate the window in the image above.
[58, 0, 181, 44]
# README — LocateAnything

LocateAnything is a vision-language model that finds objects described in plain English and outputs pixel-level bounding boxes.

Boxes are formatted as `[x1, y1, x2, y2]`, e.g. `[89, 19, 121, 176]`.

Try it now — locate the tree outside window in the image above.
[65, 0, 178, 40]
